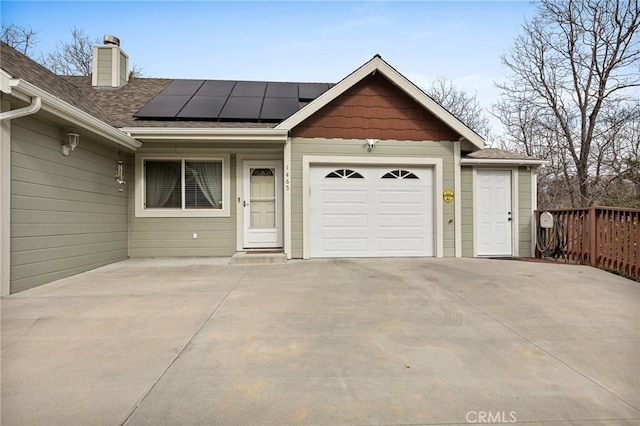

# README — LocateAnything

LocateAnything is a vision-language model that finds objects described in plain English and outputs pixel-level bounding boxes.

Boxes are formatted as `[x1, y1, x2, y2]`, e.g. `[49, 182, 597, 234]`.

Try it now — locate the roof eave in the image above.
[275, 56, 486, 150]
[119, 127, 289, 142]
[6, 77, 141, 151]
[460, 158, 548, 166]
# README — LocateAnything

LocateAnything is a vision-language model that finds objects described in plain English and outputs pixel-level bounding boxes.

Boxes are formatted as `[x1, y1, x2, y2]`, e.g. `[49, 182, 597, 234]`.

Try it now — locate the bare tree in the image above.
[496, 0, 640, 207]
[425, 77, 492, 140]
[37, 28, 144, 79]
[1, 23, 38, 55]
[39, 28, 97, 75]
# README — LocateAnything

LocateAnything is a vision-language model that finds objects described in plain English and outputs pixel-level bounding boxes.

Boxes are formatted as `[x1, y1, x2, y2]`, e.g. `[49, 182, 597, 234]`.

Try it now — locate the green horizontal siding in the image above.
[460, 166, 474, 257]
[290, 138, 456, 258]
[10, 116, 128, 293]
[518, 167, 533, 257]
[128, 154, 238, 257]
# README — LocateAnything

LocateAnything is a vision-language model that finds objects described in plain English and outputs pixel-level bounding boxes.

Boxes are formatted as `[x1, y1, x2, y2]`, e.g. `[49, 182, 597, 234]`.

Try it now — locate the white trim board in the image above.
[1, 103, 11, 296]
[301, 155, 444, 259]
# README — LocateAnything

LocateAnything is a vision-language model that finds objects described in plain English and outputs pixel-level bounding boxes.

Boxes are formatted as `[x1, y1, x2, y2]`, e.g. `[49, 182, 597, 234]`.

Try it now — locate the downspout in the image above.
[0, 96, 42, 121]
[1, 95, 41, 296]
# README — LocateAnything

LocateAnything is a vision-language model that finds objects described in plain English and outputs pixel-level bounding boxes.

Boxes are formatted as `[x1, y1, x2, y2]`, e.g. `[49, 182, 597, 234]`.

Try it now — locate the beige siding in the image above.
[518, 167, 533, 257]
[460, 166, 474, 257]
[96, 48, 112, 87]
[290, 138, 456, 258]
[10, 116, 128, 293]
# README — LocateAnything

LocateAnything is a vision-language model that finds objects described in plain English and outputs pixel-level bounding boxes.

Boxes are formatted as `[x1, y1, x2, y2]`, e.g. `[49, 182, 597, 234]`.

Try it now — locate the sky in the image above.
[1, 1, 537, 128]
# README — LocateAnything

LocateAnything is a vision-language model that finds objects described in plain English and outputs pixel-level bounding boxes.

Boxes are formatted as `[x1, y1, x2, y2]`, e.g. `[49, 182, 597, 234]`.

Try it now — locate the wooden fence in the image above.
[535, 207, 639, 280]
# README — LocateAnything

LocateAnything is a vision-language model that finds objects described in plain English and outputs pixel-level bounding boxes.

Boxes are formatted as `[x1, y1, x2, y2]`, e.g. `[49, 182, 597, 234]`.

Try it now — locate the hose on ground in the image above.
[536, 215, 566, 259]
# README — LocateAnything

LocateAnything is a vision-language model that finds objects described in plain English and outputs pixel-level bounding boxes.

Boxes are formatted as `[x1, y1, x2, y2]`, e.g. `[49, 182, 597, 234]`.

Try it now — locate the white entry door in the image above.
[476, 170, 513, 256]
[243, 161, 283, 248]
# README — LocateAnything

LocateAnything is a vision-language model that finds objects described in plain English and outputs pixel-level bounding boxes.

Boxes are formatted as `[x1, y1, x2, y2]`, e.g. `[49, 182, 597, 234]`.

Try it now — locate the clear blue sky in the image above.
[1, 1, 536, 116]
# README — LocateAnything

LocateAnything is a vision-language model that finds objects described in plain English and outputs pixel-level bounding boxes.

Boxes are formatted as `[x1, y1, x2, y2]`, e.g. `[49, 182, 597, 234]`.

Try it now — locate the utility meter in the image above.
[540, 211, 554, 229]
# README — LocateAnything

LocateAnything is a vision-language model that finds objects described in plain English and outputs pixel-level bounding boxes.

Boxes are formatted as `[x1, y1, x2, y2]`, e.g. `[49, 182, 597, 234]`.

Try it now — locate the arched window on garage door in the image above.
[325, 169, 364, 179]
[381, 169, 419, 179]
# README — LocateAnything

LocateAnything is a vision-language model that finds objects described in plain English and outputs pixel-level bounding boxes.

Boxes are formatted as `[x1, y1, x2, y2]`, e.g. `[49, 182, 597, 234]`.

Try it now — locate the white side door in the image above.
[243, 161, 283, 248]
[476, 170, 513, 256]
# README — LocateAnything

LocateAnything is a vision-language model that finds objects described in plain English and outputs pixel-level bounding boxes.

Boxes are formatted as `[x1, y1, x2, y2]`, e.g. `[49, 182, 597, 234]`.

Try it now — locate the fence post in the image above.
[588, 207, 599, 268]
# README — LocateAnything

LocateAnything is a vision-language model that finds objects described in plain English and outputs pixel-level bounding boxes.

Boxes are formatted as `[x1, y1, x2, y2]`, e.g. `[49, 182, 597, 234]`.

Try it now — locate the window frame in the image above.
[135, 153, 230, 218]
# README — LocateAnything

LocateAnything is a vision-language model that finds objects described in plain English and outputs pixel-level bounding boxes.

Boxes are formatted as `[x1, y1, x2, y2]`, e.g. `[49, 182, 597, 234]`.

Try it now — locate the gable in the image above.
[290, 73, 459, 141]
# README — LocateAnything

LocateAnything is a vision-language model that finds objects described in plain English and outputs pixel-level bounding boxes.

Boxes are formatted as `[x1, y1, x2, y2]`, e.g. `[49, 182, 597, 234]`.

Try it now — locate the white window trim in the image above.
[135, 153, 230, 218]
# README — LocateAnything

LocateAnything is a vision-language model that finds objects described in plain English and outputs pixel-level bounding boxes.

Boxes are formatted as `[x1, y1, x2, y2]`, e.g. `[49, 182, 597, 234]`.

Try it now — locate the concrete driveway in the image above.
[1, 258, 638, 425]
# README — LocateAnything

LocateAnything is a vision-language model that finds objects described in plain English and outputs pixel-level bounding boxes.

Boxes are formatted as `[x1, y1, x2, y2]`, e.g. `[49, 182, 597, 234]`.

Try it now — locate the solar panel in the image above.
[161, 80, 205, 96]
[177, 96, 227, 119]
[134, 79, 333, 121]
[218, 97, 263, 120]
[260, 97, 299, 120]
[298, 83, 330, 100]
[134, 95, 192, 118]
[265, 82, 298, 98]
[196, 80, 235, 97]
[230, 81, 267, 97]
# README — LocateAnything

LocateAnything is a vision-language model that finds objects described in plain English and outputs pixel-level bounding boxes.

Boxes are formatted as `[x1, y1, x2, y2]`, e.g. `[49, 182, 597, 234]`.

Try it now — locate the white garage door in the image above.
[310, 166, 433, 257]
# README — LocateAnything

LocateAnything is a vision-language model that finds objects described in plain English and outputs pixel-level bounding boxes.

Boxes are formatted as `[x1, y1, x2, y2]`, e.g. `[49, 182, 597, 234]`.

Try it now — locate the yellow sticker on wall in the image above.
[443, 189, 454, 204]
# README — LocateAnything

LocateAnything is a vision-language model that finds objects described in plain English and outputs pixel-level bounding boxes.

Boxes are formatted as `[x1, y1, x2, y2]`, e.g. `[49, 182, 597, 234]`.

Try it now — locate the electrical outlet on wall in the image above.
[192, 233, 198, 239]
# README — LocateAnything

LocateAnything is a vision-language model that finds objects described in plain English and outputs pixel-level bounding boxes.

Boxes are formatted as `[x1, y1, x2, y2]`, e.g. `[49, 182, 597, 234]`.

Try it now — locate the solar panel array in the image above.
[134, 79, 333, 121]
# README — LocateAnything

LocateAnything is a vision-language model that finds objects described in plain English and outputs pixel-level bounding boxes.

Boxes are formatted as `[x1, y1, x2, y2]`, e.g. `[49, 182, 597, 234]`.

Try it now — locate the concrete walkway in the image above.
[1, 258, 638, 425]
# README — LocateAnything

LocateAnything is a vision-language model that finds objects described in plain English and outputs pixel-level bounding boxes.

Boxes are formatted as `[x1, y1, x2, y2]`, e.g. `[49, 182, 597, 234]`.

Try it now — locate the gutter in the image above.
[5, 77, 141, 151]
[120, 127, 289, 142]
[0, 96, 41, 121]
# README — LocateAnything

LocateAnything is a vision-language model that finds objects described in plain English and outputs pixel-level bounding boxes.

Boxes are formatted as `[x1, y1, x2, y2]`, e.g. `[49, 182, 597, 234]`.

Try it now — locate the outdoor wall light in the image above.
[366, 139, 379, 151]
[61, 132, 80, 156]
[115, 160, 126, 191]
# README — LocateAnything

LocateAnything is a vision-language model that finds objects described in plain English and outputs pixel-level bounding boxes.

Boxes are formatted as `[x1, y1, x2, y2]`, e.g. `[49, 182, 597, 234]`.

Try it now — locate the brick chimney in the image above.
[92, 35, 129, 88]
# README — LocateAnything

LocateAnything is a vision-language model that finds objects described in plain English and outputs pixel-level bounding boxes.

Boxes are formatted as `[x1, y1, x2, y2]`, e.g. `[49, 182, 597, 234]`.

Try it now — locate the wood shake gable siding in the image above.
[10, 116, 128, 293]
[291, 74, 459, 141]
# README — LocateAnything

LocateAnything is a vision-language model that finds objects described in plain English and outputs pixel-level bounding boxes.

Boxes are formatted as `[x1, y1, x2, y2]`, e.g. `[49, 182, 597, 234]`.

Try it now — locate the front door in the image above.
[476, 170, 513, 256]
[243, 161, 283, 248]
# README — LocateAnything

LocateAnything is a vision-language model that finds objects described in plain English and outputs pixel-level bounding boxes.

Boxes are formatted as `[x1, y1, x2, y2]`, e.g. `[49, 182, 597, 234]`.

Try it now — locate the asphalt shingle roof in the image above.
[464, 148, 539, 160]
[0, 41, 111, 123]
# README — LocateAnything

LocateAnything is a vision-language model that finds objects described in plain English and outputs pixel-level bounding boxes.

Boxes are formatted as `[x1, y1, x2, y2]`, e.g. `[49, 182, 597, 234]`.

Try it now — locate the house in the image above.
[0, 37, 545, 295]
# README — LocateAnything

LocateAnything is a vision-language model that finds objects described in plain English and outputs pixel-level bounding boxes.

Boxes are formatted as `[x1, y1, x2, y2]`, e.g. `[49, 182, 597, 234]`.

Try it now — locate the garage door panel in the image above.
[321, 189, 368, 205]
[377, 189, 425, 205]
[321, 238, 368, 254]
[322, 214, 368, 229]
[310, 165, 434, 257]
[378, 237, 425, 252]
[378, 214, 424, 229]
